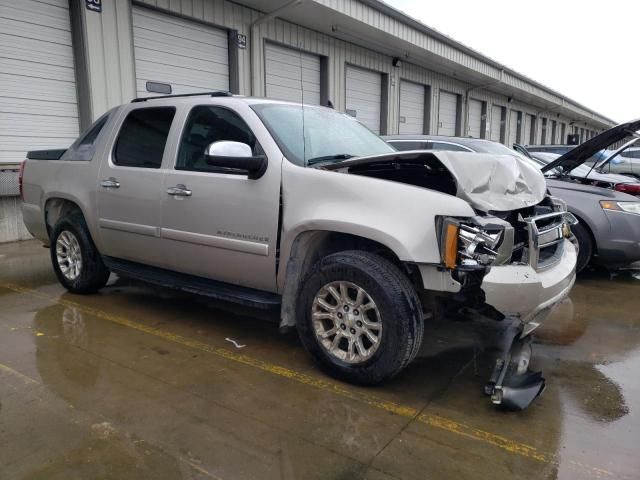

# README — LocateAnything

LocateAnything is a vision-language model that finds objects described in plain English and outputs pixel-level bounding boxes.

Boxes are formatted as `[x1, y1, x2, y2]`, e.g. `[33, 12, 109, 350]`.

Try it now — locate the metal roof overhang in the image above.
[239, 0, 615, 129]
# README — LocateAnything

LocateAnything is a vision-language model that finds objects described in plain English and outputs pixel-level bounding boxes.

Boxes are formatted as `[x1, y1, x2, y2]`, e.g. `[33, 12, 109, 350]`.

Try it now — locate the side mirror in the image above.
[204, 141, 267, 179]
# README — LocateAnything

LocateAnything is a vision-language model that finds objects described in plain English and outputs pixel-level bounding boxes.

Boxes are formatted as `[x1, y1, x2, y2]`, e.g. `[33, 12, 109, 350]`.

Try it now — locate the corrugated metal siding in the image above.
[264, 43, 321, 104]
[0, 0, 79, 163]
[314, 0, 612, 129]
[398, 80, 424, 134]
[132, 6, 229, 96]
[81, 0, 137, 117]
[77, 0, 610, 137]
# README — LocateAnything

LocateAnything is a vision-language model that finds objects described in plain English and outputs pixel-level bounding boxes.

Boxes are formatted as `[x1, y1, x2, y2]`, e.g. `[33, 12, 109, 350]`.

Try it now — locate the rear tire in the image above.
[297, 250, 423, 385]
[571, 222, 593, 273]
[50, 212, 110, 293]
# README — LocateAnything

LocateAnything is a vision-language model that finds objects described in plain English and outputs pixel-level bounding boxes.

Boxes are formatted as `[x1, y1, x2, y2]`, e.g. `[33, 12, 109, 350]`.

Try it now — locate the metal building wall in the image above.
[74, 0, 610, 140]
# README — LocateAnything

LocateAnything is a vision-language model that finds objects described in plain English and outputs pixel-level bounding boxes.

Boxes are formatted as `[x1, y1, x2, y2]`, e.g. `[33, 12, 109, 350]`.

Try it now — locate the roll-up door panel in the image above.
[399, 80, 425, 134]
[0, 0, 79, 163]
[345, 66, 382, 134]
[468, 99, 482, 138]
[265, 43, 321, 105]
[508, 111, 519, 145]
[438, 91, 458, 136]
[490, 105, 502, 142]
[132, 6, 229, 97]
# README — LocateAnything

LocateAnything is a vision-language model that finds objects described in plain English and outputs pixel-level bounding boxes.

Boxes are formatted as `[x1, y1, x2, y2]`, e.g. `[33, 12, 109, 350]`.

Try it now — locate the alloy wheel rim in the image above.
[311, 281, 382, 364]
[56, 230, 82, 281]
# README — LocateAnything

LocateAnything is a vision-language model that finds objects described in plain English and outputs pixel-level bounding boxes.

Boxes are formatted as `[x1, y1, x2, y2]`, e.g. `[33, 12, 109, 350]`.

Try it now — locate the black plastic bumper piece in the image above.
[484, 322, 545, 411]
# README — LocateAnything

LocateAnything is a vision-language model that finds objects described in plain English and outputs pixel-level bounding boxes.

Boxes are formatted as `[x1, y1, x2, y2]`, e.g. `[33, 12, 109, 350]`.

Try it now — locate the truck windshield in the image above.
[251, 103, 394, 166]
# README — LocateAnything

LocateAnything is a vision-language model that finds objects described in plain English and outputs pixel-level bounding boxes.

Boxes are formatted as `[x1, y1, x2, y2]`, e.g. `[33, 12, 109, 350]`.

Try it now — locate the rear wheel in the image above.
[571, 222, 593, 273]
[297, 250, 423, 385]
[50, 212, 110, 293]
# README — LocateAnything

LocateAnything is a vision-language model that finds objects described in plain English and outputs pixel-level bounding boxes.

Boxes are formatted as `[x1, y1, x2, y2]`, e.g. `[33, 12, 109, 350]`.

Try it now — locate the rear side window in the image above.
[389, 141, 431, 151]
[61, 112, 111, 161]
[431, 142, 471, 152]
[114, 107, 175, 168]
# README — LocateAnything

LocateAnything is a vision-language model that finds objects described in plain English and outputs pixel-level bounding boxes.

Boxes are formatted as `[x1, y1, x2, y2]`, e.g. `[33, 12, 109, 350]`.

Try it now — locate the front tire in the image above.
[297, 250, 423, 385]
[50, 212, 110, 293]
[571, 222, 593, 273]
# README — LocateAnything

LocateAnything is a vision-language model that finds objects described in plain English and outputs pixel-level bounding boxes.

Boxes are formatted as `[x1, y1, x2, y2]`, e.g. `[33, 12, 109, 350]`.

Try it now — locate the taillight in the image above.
[614, 183, 640, 196]
[18, 160, 25, 200]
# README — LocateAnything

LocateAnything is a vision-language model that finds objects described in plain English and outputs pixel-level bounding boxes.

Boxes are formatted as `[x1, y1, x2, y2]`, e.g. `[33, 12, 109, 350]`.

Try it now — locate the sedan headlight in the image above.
[600, 201, 640, 215]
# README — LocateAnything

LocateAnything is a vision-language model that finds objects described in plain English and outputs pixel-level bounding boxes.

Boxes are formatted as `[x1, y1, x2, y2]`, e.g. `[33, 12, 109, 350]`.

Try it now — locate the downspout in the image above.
[250, 0, 305, 97]
[463, 69, 504, 137]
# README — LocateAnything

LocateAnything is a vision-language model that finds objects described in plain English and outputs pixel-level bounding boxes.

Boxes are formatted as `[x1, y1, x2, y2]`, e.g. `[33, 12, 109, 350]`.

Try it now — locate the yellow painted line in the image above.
[0, 282, 615, 478]
[0, 362, 39, 385]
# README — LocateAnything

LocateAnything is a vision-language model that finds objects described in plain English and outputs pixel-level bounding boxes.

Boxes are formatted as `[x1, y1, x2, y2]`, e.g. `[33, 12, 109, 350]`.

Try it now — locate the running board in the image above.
[103, 256, 281, 310]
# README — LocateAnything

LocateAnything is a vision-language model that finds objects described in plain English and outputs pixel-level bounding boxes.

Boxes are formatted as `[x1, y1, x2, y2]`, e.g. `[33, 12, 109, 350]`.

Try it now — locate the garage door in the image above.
[523, 114, 534, 144]
[0, 0, 79, 163]
[508, 111, 519, 145]
[438, 91, 458, 136]
[467, 99, 482, 138]
[345, 66, 382, 134]
[490, 105, 502, 142]
[398, 80, 425, 134]
[132, 6, 229, 97]
[265, 43, 320, 105]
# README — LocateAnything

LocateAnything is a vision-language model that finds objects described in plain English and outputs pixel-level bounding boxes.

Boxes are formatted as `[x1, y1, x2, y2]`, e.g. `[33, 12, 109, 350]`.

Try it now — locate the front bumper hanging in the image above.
[484, 321, 545, 410]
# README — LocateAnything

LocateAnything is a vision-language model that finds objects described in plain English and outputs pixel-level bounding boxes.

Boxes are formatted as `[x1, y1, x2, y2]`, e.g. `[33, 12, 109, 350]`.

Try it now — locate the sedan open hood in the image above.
[323, 150, 546, 212]
[541, 119, 640, 173]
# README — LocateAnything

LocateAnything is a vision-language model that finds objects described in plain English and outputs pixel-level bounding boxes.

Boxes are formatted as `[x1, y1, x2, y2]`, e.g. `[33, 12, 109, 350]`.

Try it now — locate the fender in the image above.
[277, 160, 476, 290]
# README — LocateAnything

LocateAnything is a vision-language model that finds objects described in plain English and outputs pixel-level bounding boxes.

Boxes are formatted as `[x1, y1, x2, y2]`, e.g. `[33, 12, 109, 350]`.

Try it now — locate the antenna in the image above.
[298, 48, 306, 165]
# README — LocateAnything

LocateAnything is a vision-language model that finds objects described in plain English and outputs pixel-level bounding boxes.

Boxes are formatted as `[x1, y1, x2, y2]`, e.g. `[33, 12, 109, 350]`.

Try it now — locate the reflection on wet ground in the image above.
[0, 240, 639, 479]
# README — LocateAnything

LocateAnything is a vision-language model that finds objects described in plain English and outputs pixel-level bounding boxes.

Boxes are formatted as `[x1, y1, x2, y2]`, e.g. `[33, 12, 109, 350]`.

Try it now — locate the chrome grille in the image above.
[521, 212, 566, 271]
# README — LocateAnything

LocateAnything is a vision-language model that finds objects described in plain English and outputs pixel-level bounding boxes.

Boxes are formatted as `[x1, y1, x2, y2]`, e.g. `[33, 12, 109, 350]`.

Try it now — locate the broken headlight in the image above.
[440, 217, 514, 269]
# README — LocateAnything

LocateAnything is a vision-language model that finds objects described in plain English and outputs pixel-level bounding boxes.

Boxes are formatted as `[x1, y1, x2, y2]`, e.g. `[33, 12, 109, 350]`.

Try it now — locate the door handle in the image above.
[167, 184, 192, 197]
[100, 177, 120, 188]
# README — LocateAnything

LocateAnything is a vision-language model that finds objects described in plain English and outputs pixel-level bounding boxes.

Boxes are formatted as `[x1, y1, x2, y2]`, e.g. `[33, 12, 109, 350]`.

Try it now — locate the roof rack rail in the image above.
[131, 91, 233, 103]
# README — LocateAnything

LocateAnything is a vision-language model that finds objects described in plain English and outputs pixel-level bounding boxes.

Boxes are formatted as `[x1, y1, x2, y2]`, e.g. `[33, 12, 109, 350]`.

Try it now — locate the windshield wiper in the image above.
[307, 153, 354, 166]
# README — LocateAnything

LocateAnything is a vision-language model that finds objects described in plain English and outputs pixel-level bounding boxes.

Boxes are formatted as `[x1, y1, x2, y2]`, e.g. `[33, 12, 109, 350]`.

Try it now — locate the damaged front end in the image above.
[324, 150, 577, 410]
[435, 202, 576, 410]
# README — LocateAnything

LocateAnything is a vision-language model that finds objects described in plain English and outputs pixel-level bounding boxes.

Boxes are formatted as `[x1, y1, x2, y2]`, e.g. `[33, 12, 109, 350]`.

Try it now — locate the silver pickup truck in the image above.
[21, 92, 577, 409]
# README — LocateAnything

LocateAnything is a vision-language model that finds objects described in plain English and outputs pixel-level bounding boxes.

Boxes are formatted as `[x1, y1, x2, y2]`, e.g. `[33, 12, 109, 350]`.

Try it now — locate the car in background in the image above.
[514, 147, 640, 196]
[384, 129, 640, 273]
[602, 146, 640, 179]
[521, 144, 574, 155]
[525, 141, 640, 180]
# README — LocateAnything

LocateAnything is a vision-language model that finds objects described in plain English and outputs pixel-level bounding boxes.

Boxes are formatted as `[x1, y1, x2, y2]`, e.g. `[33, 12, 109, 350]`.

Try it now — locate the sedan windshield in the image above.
[251, 103, 394, 166]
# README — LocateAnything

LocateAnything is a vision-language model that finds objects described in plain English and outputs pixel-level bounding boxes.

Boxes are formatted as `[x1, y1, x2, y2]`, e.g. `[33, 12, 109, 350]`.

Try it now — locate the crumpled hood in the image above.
[434, 151, 546, 211]
[323, 150, 546, 212]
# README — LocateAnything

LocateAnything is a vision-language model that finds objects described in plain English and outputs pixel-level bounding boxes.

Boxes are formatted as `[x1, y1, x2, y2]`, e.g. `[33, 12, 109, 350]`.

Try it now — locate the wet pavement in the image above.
[0, 240, 639, 480]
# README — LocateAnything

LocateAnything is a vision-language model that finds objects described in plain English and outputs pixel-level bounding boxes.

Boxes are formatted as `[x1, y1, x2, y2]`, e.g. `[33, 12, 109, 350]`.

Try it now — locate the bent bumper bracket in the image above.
[484, 321, 545, 411]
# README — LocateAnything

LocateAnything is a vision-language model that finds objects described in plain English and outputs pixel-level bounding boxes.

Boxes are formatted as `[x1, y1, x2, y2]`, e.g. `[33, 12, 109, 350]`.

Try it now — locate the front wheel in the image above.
[50, 212, 110, 293]
[297, 250, 423, 385]
[570, 222, 593, 273]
